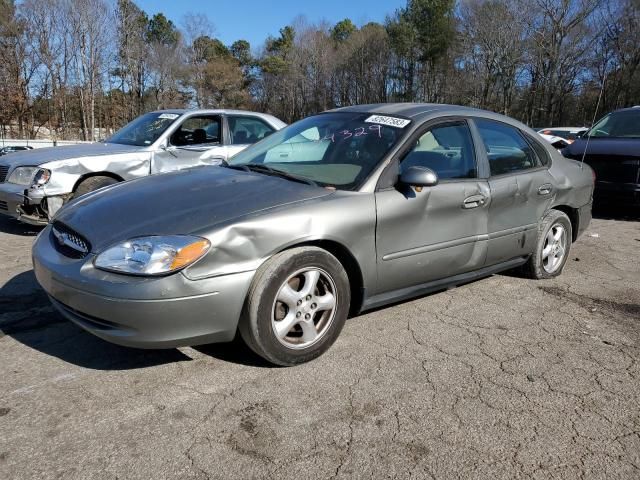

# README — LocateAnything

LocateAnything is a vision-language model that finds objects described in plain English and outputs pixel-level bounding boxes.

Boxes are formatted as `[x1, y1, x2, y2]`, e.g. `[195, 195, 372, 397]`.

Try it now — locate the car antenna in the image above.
[580, 72, 607, 169]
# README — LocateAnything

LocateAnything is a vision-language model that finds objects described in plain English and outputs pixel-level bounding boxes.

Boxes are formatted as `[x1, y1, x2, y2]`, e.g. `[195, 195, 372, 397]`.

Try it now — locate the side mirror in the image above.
[399, 166, 438, 189]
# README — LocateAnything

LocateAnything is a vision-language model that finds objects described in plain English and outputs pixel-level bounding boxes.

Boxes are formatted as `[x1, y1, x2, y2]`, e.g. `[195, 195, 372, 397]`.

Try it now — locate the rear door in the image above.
[152, 114, 226, 173]
[472, 118, 555, 266]
[374, 119, 490, 294]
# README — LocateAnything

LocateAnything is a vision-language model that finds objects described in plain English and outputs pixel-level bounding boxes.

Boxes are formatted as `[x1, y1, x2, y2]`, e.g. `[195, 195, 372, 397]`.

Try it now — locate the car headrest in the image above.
[193, 129, 207, 144]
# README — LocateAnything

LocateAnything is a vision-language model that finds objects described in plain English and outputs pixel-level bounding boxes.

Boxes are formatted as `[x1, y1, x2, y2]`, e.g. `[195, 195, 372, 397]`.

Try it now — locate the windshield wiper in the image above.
[226, 164, 317, 187]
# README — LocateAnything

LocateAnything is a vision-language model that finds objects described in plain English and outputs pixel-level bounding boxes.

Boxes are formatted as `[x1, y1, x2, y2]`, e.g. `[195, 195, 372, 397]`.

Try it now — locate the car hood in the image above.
[0, 143, 145, 168]
[54, 166, 333, 252]
[563, 138, 640, 159]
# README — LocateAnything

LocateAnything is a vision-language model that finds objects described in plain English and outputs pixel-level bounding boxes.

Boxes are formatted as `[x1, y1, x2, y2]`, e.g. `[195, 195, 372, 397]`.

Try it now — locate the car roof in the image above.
[328, 102, 534, 132]
[612, 106, 640, 114]
[149, 109, 287, 128]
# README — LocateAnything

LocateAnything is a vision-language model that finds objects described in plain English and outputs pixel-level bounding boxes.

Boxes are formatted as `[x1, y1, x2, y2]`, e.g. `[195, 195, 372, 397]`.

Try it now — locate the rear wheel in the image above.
[239, 247, 350, 366]
[523, 209, 572, 279]
[74, 176, 119, 197]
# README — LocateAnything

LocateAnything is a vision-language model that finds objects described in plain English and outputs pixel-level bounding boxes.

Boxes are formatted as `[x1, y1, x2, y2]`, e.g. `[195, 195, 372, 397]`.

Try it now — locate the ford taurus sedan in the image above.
[32, 104, 594, 366]
[0, 109, 285, 224]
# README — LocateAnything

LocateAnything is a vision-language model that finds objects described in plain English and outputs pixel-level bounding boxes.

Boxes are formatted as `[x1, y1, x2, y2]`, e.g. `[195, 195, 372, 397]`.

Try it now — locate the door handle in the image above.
[538, 184, 553, 195]
[463, 195, 486, 209]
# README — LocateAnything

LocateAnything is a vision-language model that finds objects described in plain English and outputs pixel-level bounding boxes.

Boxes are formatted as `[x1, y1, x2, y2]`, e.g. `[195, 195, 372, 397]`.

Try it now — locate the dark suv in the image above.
[562, 107, 640, 208]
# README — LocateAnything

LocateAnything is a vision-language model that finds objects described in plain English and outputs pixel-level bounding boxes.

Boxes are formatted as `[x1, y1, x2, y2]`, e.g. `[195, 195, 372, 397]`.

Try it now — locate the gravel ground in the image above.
[0, 212, 639, 479]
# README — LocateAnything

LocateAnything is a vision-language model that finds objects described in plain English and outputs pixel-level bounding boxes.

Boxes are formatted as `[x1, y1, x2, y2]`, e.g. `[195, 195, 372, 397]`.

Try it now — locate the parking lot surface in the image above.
[0, 213, 639, 479]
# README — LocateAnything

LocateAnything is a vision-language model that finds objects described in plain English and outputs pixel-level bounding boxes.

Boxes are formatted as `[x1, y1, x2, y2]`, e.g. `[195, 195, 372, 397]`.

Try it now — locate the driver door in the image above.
[374, 119, 490, 294]
[152, 115, 227, 173]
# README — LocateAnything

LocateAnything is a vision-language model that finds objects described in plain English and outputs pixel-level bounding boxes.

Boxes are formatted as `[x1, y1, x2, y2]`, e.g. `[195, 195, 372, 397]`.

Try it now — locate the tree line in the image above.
[1, 0, 638, 141]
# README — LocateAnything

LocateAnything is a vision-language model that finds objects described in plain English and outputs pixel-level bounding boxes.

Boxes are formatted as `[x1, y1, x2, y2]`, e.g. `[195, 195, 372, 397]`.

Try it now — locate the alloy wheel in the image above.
[271, 267, 338, 349]
[542, 223, 567, 274]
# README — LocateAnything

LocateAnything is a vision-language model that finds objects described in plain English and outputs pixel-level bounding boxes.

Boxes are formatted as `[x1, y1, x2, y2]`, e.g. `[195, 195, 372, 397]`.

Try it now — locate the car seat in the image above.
[192, 129, 207, 144]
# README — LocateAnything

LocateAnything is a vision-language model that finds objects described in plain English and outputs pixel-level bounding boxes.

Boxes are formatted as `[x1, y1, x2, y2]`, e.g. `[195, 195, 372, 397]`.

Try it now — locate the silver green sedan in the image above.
[32, 104, 594, 365]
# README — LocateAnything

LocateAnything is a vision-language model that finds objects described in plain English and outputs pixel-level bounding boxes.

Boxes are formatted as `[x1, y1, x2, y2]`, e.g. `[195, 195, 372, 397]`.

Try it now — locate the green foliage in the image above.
[193, 36, 230, 62]
[388, 0, 455, 64]
[230, 40, 252, 67]
[331, 19, 357, 42]
[147, 13, 180, 47]
[405, 0, 455, 63]
[266, 26, 295, 56]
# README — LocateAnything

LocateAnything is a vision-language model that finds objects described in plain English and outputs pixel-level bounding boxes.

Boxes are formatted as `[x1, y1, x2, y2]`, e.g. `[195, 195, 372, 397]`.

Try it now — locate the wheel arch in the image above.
[549, 204, 579, 242]
[72, 172, 125, 192]
[277, 239, 365, 317]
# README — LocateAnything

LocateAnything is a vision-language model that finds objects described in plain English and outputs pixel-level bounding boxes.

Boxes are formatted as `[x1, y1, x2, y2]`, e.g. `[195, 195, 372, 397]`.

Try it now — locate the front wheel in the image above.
[523, 209, 572, 279]
[74, 176, 119, 197]
[239, 247, 350, 366]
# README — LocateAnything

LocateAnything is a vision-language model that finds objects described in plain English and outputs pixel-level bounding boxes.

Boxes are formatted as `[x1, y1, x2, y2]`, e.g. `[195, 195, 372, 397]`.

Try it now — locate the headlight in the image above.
[33, 168, 51, 186]
[94, 236, 211, 276]
[7, 166, 39, 185]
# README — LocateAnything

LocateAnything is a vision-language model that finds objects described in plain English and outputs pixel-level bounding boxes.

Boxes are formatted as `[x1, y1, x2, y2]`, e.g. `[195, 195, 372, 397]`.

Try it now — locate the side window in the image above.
[400, 121, 477, 180]
[475, 119, 540, 176]
[171, 116, 221, 146]
[525, 134, 551, 167]
[229, 116, 275, 145]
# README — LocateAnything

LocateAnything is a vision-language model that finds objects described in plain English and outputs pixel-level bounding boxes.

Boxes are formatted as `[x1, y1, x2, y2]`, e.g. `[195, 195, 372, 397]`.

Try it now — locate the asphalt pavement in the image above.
[0, 212, 639, 479]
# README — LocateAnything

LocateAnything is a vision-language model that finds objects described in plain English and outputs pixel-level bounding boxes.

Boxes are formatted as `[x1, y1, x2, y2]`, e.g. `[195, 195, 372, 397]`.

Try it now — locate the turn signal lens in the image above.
[170, 240, 211, 270]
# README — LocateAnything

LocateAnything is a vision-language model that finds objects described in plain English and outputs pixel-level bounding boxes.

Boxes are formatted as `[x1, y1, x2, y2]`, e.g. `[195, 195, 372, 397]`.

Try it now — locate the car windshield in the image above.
[228, 112, 408, 190]
[587, 110, 640, 138]
[107, 112, 182, 146]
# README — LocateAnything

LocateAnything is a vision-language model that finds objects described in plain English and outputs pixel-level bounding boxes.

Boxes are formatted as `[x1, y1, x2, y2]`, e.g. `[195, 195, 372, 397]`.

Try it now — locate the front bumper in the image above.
[0, 182, 48, 224]
[32, 225, 255, 349]
[0, 182, 29, 219]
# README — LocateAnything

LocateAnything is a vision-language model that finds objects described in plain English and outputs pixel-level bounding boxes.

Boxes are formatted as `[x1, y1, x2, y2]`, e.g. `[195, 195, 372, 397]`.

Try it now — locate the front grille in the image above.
[0, 165, 9, 183]
[50, 222, 91, 259]
[0, 200, 7, 211]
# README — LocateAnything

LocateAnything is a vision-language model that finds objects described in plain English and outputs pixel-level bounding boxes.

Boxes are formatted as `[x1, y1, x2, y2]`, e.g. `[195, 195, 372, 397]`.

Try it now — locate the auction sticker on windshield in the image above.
[159, 113, 180, 120]
[365, 115, 411, 128]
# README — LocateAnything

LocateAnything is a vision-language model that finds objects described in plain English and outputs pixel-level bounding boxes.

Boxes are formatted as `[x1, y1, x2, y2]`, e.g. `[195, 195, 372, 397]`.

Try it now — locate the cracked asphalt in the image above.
[0, 212, 639, 479]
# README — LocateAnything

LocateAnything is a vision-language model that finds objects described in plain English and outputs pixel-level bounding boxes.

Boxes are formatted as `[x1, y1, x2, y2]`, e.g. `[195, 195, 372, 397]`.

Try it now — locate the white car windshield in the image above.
[229, 112, 409, 190]
[107, 112, 181, 146]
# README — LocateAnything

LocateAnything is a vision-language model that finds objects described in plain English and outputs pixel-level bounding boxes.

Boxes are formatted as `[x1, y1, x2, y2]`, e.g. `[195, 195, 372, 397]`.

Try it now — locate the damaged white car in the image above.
[0, 109, 285, 224]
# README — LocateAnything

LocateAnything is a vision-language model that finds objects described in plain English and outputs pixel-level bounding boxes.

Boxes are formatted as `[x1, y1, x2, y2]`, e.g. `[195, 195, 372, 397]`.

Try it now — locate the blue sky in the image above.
[136, 0, 406, 48]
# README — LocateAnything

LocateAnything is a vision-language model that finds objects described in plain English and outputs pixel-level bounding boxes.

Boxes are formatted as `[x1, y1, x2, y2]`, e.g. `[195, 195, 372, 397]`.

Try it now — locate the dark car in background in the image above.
[562, 106, 640, 208]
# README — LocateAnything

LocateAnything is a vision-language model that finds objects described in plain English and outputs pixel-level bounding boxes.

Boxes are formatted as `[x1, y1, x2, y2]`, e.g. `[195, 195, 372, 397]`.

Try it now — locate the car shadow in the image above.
[592, 205, 639, 221]
[0, 215, 45, 236]
[194, 339, 277, 368]
[1, 270, 193, 370]
[1, 270, 275, 370]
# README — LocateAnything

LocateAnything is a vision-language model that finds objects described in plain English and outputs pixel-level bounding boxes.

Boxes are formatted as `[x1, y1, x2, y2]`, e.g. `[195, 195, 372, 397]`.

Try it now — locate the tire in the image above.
[74, 176, 119, 197]
[522, 209, 572, 279]
[239, 247, 351, 366]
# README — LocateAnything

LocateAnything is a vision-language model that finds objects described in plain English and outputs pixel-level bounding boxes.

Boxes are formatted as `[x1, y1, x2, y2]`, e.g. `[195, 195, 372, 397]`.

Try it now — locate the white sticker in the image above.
[159, 113, 179, 120]
[365, 115, 411, 128]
